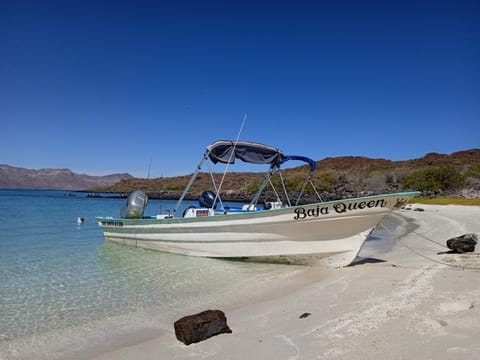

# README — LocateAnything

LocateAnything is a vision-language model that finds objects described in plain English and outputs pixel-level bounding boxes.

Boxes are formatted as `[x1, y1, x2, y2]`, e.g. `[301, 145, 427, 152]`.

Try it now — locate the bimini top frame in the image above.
[173, 140, 318, 215]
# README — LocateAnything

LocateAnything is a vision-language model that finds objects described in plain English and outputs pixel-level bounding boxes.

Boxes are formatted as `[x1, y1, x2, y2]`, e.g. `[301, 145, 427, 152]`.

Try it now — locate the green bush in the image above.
[466, 164, 480, 179]
[403, 166, 466, 192]
[314, 170, 340, 192]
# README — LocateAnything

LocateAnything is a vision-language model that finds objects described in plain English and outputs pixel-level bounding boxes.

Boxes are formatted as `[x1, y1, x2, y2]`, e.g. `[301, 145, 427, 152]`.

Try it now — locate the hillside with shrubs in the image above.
[91, 149, 480, 203]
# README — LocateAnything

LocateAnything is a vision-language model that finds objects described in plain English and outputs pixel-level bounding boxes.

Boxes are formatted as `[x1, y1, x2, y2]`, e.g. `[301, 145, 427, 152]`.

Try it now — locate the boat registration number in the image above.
[100, 220, 124, 227]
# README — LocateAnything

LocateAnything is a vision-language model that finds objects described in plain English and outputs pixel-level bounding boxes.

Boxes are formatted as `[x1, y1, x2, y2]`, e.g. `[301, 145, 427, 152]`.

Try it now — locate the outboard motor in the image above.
[199, 190, 218, 209]
[120, 190, 148, 219]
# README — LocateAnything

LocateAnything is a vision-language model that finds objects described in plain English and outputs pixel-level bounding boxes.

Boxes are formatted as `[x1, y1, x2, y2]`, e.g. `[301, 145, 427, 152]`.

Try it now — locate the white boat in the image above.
[97, 140, 419, 267]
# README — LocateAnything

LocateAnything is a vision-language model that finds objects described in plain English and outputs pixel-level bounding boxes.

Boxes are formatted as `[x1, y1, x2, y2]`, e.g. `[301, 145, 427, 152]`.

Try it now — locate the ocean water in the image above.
[0, 190, 307, 359]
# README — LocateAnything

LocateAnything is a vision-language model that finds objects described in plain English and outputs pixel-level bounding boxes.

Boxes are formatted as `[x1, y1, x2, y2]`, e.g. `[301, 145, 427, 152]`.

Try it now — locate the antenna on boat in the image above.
[214, 114, 247, 203]
[227, 113, 247, 164]
[147, 156, 152, 179]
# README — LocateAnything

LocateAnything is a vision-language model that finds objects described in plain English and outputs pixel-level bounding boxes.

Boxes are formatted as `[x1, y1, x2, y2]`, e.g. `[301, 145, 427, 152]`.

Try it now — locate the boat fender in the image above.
[120, 190, 148, 219]
[199, 190, 218, 209]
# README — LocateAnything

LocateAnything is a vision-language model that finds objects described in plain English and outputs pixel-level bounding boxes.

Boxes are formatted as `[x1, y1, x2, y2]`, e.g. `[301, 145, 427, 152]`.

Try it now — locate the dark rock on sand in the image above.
[446, 233, 478, 253]
[299, 312, 312, 319]
[174, 310, 232, 345]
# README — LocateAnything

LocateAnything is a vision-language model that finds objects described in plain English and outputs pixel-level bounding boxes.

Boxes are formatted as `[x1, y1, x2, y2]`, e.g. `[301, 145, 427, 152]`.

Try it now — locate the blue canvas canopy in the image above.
[207, 140, 284, 166]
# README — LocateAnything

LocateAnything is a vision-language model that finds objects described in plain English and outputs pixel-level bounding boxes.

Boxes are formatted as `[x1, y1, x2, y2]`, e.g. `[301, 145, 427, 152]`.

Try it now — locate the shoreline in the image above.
[4, 205, 480, 360]
[87, 204, 480, 360]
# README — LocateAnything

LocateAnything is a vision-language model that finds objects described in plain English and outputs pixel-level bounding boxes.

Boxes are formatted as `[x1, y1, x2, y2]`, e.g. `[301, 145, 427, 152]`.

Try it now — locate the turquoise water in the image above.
[0, 190, 304, 359]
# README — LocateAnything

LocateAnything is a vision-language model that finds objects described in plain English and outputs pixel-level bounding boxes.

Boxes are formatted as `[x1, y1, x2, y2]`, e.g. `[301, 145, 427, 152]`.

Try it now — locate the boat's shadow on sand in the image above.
[218, 255, 388, 267]
[350, 257, 387, 266]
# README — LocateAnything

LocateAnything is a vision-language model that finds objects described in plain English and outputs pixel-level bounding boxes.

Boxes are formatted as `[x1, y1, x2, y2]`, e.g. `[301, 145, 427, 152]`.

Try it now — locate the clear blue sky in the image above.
[1, 0, 479, 178]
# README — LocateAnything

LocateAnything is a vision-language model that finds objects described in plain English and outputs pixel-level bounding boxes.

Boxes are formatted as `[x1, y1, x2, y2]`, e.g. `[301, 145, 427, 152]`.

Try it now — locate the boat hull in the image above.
[97, 192, 418, 267]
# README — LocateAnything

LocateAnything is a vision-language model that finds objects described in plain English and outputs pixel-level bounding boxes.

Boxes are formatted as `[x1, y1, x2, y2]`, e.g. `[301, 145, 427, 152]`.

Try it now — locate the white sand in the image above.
[75, 205, 480, 359]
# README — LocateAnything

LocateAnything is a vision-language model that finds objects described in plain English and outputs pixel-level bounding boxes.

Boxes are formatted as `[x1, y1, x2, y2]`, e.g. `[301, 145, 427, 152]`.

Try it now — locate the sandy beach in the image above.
[76, 204, 480, 360]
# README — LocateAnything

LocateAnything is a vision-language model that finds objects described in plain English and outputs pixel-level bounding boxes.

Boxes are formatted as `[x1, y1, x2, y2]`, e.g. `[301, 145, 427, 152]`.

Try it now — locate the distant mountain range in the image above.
[0, 164, 133, 190]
